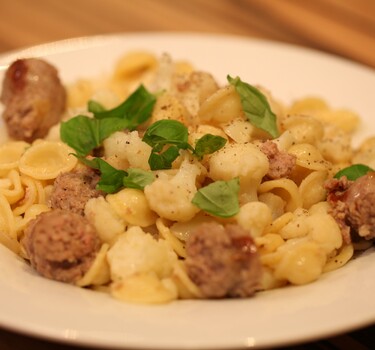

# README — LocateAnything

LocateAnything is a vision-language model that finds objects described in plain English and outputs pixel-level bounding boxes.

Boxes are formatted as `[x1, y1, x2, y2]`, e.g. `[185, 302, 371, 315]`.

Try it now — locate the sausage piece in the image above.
[326, 172, 375, 242]
[1, 58, 66, 142]
[260, 140, 296, 180]
[50, 167, 103, 215]
[23, 209, 100, 283]
[185, 222, 262, 298]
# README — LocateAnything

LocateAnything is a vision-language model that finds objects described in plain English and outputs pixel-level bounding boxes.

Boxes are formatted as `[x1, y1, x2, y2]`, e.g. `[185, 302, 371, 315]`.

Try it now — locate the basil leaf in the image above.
[148, 145, 181, 170]
[194, 134, 227, 160]
[92, 85, 156, 130]
[143, 120, 226, 170]
[192, 178, 240, 218]
[60, 116, 133, 156]
[334, 164, 373, 181]
[88, 100, 106, 114]
[123, 168, 155, 190]
[79, 157, 154, 193]
[61, 85, 156, 156]
[143, 120, 193, 170]
[142, 119, 191, 149]
[228, 75, 279, 138]
[79, 157, 127, 193]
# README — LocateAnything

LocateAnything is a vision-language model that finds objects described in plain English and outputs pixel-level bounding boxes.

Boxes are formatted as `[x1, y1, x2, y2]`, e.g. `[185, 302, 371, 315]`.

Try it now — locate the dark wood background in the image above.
[1, 0, 375, 68]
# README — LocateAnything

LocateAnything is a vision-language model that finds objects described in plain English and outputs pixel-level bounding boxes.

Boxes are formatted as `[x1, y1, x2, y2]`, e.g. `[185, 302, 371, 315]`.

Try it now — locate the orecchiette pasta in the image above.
[273, 239, 327, 285]
[107, 188, 157, 227]
[288, 143, 330, 171]
[287, 96, 329, 115]
[113, 51, 158, 80]
[151, 92, 191, 125]
[0, 141, 29, 175]
[76, 243, 111, 287]
[314, 109, 360, 133]
[19, 141, 77, 180]
[220, 118, 253, 144]
[258, 178, 302, 213]
[281, 114, 324, 145]
[299, 170, 328, 209]
[198, 85, 243, 124]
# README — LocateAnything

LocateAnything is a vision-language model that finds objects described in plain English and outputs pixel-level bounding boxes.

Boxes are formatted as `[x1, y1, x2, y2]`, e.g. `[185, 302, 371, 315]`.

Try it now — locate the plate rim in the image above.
[0, 31, 375, 350]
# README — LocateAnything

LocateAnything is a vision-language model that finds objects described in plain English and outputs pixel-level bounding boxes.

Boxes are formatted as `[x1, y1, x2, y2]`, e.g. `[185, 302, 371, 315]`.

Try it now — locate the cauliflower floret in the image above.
[84, 197, 125, 245]
[236, 201, 272, 237]
[107, 226, 178, 281]
[103, 130, 152, 170]
[209, 143, 269, 202]
[144, 160, 201, 222]
[111, 272, 178, 304]
[307, 203, 343, 255]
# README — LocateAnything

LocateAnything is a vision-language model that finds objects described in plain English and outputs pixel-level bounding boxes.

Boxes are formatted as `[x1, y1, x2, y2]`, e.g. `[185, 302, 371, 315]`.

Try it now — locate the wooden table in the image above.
[0, 1, 375, 349]
[1, 0, 375, 68]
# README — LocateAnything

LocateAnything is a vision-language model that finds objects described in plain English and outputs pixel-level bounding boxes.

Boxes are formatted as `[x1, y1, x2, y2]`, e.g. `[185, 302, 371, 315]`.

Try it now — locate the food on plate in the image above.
[185, 222, 261, 298]
[326, 171, 375, 243]
[50, 167, 104, 215]
[0, 58, 66, 142]
[23, 209, 100, 283]
[0, 50, 373, 304]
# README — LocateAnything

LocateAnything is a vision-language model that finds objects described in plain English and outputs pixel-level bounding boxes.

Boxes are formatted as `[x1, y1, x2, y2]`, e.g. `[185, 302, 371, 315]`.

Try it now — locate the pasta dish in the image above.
[0, 51, 374, 304]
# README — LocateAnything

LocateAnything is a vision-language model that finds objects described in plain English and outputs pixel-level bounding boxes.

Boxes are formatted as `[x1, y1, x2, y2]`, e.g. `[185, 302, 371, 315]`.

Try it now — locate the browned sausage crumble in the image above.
[185, 222, 262, 298]
[260, 140, 296, 180]
[0, 58, 66, 142]
[23, 209, 100, 283]
[326, 172, 375, 243]
[50, 167, 103, 215]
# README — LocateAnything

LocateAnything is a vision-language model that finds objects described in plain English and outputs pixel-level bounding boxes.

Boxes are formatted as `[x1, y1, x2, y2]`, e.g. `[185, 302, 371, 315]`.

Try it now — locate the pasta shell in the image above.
[19, 141, 77, 180]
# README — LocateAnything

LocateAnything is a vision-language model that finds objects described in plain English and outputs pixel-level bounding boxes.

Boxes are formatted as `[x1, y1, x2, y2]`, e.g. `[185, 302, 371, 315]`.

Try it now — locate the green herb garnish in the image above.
[193, 134, 227, 160]
[123, 168, 155, 190]
[192, 178, 240, 218]
[87, 100, 106, 114]
[61, 116, 132, 157]
[60, 85, 156, 156]
[143, 119, 226, 170]
[89, 85, 156, 129]
[142, 119, 192, 170]
[228, 75, 279, 138]
[334, 164, 373, 181]
[80, 157, 154, 193]
[142, 119, 191, 149]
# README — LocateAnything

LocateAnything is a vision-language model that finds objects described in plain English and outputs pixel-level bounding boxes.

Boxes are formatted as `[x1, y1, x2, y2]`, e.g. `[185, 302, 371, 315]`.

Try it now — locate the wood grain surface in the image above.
[1, 0, 375, 68]
[0, 1, 375, 349]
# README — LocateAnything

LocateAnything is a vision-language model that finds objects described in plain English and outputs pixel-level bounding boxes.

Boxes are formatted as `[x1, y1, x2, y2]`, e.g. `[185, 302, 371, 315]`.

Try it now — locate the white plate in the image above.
[0, 33, 375, 350]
